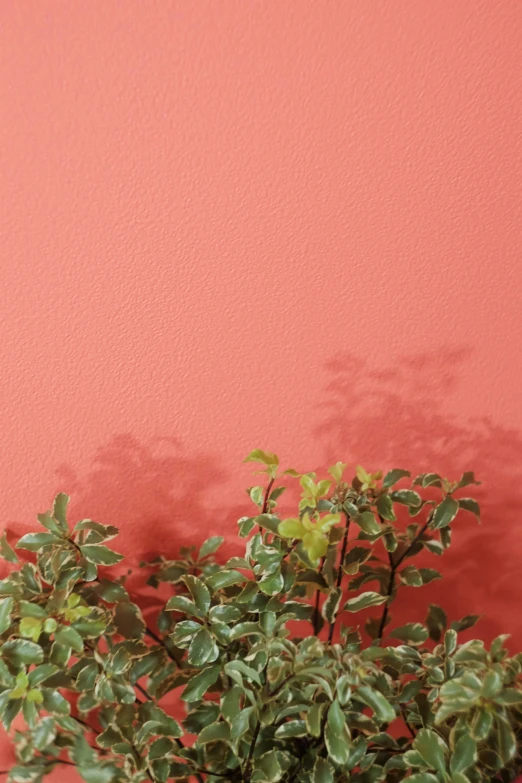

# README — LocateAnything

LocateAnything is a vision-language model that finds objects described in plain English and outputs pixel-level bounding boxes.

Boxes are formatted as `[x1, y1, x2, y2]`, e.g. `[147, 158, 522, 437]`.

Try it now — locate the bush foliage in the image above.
[0, 450, 520, 783]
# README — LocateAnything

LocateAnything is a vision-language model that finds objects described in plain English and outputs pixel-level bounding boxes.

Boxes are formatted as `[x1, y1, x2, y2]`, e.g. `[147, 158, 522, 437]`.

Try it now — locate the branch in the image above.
[261, 476, 276, 514]
[312, 555, 326, 636]
[327, 510, 351, 644]
[145, 626, 180, 668]
[376, 513, 433, 643]
[401, 706, 417, 739]
[243, 720, 261, 781]
[135, 682, 153, 701]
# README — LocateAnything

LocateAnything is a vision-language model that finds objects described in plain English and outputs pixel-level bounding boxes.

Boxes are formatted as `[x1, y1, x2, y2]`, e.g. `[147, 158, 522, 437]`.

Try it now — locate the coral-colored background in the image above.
[1, 2, 522, 778]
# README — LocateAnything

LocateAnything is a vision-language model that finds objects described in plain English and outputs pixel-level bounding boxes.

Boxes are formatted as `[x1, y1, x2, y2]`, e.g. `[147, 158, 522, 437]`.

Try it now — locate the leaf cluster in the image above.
[0, 453, 520, 783]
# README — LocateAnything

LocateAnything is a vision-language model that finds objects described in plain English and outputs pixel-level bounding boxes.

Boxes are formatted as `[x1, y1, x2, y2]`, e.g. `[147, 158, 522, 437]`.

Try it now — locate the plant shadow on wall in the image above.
[52, 435, 247, 612]
[312, 346, 522, 649]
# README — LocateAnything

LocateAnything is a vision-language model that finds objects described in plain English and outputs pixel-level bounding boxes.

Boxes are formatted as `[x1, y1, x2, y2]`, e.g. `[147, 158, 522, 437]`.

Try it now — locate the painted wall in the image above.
[1, 2, 522, 777]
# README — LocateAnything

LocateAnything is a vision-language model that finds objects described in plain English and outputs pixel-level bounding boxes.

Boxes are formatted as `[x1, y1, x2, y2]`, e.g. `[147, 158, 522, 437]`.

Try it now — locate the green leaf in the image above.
[76, 662, 99, 691]
[450, 615, 480, 633]
[74, 519, 119, 539]
[322, 587, 342, 624]
[37, 511, 62, 535]
[259, 567, 284, 596]
[165, 595, 205, 619]
[224, 660, 262, 686]
[426, 604, 447, 642]
[413, 728, 448, 776]
[275, 719, 307, 738]
[252, 750, 283, 782]
[182, 575, 211, 614]
[198, 720, 230, 744]
[198, 536, 224, 560]
[344, 591, 387, 613]
[209, 604, 242, 624]
[79, 544, 124, 565]
[325, 722, 350, 765]
[19, 616, 43, 642]
[33, 715, 57, 750]
[256, 514, 282, 534]
[52, 493, 70, 531]
[228, 622, 262, 641]
[243, 449, 279, 467]
[181, 665, 221, 702]
[456, 472, 480, 489]
[206, 570, 248, 590]
[376, 494, 396, 521]
[354, 511, 381, 535]
[470, 710, 493, 741]
[399, 565, 424, 587]
[494, 688, 522, 705]
[496, 715, 517, 764]
[0, 596, 14, 633]
[188, 627, 218, 666]
[383, 469, 411, 488]
[418, 568, 442, 585]
[327, 699, 346, 736]
[19, 600, 47, 619]
[306, 702, 326, 737]
[406, 775, 439, 783]
[356, 686, 396, 723]
[390, 623, 428, 646]
[42, 688, 70, 715]
[55, 625, 84, 652]
[114, 601, 146, 639]
[390, 490, 422, 507]
[28, 664, 59, 687]
[2, 639, 44, 665]
[432, 496, 459, 529]
[16, 532, 60, 551]
[278, 517, 306, 539]
[457, 498, 480, 522]
[230, 705, 254, 742]
[444, 629, 458, 656]
[0, 534, 18, 563]
[78, 768, 115, 783]
[73, 617, 107, 638]
[450, 734, 477, 774]
[1, 698, 22, 730]
[313, 757, 334, 783]
[422, 473, 443, 488]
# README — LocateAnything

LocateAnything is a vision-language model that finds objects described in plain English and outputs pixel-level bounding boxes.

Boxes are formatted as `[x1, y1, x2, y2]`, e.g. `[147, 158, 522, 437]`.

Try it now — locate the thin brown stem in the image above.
[261, 476, 276, 514]
[376, 514, 432, 643]
[135, 682, 153, 701]
[269, 673, 295, 698]
[145, 626, 180, 668]
[243, 720, 262, 781]
[312, 557, 325, 636]
[328, 511, 351, 644]
[401, 706, 417, 739]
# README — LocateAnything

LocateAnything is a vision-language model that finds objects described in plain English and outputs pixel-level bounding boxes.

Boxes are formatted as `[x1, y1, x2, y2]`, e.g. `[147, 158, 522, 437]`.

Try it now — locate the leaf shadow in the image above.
[52, 434, 247, 600]
[312, 346, 522, 648]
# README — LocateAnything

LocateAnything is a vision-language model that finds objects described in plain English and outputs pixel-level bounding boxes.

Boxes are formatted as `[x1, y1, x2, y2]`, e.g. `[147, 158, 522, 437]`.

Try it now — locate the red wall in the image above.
[1, 2, 522, 777]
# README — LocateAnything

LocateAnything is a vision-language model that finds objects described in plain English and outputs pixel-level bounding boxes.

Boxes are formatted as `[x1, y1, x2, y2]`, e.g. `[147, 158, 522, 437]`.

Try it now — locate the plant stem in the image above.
[312, 556, 326, 636]
[135, 682, 153, 701]
[400, 706, 417, 739]
[376, 514, 432, 643]
[145, 626, 180, 668]
[327, 510, 351, 644]
[261, 476, 275, 514]
[243, 720, 261, 781]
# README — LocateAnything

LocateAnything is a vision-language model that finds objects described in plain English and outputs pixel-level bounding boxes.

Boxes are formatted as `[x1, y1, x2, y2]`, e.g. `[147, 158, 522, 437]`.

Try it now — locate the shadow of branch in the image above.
[312, 346, 522, 647]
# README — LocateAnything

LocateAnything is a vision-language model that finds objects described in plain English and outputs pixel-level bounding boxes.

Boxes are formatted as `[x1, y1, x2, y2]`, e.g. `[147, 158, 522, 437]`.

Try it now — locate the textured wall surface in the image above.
[1, 1, 522, 777]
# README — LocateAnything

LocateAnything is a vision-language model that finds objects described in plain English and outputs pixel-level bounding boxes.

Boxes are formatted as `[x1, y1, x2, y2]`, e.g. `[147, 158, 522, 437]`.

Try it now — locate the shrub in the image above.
[0, 449, 520, 783]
